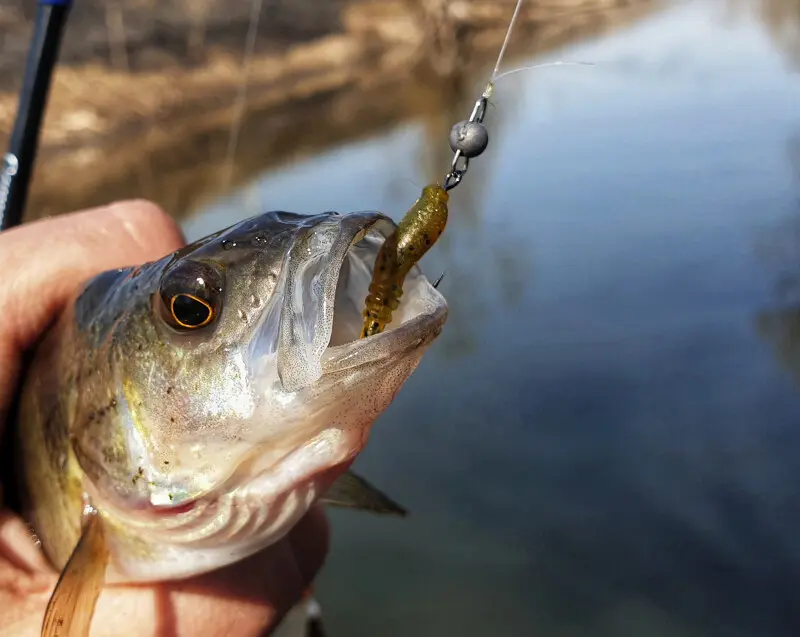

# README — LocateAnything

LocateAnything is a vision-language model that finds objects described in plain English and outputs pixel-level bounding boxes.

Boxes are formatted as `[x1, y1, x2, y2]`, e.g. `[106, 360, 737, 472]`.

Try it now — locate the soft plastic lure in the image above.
[360, 184, 450, 338]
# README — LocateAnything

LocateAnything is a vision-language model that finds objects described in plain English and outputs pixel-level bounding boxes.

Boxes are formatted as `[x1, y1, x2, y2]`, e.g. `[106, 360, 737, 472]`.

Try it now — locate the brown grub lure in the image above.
[360, 83, 491, 339]
[360, 184, 449, 338]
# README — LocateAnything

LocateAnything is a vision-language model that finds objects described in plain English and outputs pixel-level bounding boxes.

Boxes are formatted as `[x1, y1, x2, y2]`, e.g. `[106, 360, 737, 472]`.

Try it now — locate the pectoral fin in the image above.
[42, 510, 109, 637]
[320, 470, 407, 516]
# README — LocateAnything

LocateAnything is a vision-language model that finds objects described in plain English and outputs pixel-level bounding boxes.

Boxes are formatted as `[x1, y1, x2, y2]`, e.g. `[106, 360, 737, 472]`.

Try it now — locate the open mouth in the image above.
[277, 211, 448, 392]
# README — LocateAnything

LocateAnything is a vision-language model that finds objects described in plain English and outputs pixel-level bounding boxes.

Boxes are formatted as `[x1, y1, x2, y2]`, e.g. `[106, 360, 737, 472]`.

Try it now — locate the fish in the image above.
[10, 208, 448, 635]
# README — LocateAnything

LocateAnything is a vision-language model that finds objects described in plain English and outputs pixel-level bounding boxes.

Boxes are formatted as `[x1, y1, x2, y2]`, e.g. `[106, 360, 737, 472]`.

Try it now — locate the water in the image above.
[185, 1, 800, 635]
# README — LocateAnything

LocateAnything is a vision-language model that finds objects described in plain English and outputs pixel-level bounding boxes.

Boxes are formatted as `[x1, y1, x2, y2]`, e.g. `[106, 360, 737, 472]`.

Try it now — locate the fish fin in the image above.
[41, 511, 108, 637]
[320, 470, 407, 516]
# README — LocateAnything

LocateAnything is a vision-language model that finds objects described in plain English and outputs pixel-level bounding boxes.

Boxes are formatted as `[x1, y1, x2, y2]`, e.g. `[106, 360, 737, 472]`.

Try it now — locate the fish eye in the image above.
[158, 260, 224, 331]
[170, 293, 214, 329]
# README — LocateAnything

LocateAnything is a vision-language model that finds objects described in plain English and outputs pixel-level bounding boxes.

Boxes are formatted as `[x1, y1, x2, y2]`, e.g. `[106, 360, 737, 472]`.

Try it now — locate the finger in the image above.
[12, 530, 325, 637]
[102, 542, 300, 637]
[93, 505, 329, 637]
[0, 200, 185, 421]
[287, 505, 330, 587]
[157, 505, 330, 636]
[0, 200, 184, 354]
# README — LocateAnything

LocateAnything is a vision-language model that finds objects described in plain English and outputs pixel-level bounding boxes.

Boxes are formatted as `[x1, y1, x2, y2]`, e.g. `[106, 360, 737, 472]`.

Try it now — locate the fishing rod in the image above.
[0, 0, 73, 232]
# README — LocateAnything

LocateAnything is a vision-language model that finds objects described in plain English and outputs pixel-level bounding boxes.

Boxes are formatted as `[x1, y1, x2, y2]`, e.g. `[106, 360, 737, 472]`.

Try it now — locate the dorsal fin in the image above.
[41, 510, 108, 637]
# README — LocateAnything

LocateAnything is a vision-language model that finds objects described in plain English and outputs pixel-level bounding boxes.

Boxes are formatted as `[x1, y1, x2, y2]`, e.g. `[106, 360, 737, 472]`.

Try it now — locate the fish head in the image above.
[71, 209, 447, 580]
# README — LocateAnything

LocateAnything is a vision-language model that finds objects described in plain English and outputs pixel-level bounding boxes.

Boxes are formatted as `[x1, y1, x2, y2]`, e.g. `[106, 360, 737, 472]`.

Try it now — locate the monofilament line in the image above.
[490, 0, 527, 82]
[492, 60, 595, 83]
[222, 0, 263, 189]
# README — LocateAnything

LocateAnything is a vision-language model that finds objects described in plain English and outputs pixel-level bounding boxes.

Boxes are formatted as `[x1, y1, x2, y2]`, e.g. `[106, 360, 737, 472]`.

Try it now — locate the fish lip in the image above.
[276, 210, 449, 388]
[321, 212, 449, 373]
[321, 291, 448, 373]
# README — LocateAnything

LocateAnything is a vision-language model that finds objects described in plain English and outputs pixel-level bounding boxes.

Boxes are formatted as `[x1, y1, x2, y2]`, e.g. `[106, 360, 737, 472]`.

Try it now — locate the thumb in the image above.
[0, 200, 185, 423]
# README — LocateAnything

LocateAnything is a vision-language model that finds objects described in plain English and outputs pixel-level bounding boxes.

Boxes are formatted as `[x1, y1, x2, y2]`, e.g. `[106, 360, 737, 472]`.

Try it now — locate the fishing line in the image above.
[222, 0, 263, 190]
[491, 60, 595, 85]
[443, 0, 594, 190]
[484, 0, 594, 97]
[490, 0, 526, 82]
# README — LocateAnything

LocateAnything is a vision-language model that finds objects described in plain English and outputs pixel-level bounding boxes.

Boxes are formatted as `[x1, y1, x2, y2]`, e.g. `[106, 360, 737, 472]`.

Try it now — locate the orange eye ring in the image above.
[169, 293, 215, 329]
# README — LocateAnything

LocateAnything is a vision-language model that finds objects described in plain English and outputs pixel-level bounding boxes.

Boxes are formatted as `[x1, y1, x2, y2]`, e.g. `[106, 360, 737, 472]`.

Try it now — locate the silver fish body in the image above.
[14, 208, 447, 584]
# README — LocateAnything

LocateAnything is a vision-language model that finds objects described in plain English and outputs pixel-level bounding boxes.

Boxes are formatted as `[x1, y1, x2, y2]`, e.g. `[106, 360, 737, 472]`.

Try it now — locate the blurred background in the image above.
[3, 0, 800, 635]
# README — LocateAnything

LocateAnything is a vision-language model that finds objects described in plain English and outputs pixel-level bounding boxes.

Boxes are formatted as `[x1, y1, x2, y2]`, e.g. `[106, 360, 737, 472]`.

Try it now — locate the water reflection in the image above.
[2, 0, 660, 221]
[755, 129, 800, 381]
[754, 0, 800, 68]
[187, 1, 800, 636]
[728, 0, 800, 68]
[757, 308, 800, 378]
[307, 3, 800, 635]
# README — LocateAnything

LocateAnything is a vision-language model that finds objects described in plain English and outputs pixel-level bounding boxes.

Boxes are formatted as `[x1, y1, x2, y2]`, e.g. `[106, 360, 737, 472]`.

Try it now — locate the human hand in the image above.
[0, 201, 329, 637]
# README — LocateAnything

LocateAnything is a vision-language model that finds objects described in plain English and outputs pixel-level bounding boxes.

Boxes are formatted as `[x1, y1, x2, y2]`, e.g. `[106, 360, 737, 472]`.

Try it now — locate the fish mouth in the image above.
[276, 210, 449, 392]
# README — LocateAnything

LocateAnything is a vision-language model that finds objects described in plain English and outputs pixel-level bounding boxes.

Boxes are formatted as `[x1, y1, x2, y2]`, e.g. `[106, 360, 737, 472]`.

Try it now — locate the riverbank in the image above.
[0, 0, 661, 220]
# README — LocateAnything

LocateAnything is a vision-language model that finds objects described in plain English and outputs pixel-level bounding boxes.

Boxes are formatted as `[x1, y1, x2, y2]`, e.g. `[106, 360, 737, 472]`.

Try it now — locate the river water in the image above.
[185, 1, 800, 635]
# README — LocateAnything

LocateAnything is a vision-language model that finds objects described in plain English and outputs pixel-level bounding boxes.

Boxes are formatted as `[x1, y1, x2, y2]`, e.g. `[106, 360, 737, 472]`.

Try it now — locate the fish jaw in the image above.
[100, 450, 341, 582]
[84, 210, 447, 583]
